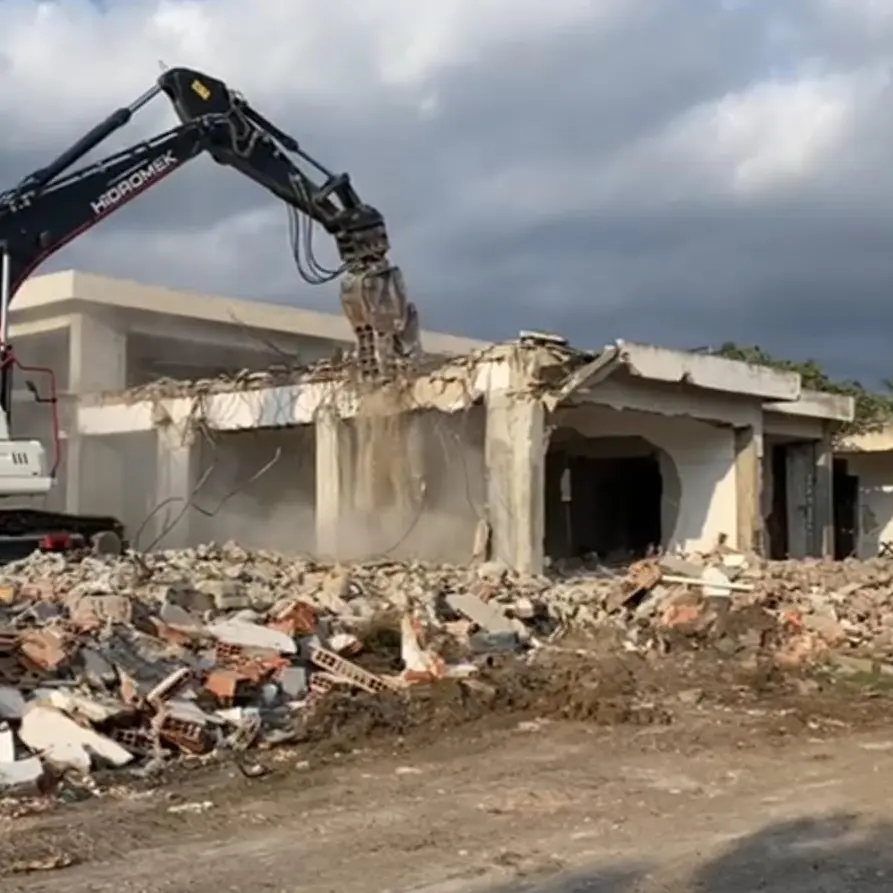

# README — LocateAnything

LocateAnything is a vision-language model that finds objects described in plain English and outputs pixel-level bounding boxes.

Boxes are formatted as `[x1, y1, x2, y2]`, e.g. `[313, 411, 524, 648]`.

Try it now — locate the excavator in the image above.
[0, 65, 421, 560]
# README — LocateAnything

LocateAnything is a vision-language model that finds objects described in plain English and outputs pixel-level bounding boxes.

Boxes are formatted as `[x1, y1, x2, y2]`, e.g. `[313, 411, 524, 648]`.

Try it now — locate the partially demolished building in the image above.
[75, 333, 853, 572]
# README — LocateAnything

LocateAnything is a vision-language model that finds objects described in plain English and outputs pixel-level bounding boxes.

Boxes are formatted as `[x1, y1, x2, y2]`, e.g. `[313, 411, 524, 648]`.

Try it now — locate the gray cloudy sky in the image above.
[2, 0, 893, 382]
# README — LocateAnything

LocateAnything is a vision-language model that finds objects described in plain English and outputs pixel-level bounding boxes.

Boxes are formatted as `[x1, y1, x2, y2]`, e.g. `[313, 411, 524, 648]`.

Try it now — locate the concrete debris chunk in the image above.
[207, 619, 297, 655]
[19, 705, 133, 770]
[0, 754, 43, 789]
[445, 592, 516, 634]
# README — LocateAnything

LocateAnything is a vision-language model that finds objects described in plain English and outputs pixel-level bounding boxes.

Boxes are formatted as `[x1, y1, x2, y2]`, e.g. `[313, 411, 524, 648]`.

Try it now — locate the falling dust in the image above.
[348, 382, 425, 558]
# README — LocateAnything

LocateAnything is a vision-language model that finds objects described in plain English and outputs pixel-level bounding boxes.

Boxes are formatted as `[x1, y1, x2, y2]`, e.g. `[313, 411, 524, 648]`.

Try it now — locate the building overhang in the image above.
[765, 389, 855, 423]
[544, 340, 854, 426]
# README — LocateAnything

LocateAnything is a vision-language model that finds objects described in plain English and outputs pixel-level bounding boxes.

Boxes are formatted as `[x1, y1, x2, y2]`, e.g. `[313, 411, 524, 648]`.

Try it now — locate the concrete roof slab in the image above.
[765, 389, 855, 423]
[614, 340, 801, 402]
[11, 270, 489, 359]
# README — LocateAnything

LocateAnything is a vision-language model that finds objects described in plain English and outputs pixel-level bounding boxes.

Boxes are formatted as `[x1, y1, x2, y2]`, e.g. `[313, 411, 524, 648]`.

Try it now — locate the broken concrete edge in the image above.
[78, 335, 852, 432]
[84, 342, 534, 406]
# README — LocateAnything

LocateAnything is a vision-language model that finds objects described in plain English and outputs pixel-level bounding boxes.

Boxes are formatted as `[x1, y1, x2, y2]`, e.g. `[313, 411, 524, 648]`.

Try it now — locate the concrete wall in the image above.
[192, 427, 316, 553]
[551, 405, 737, 553]
[332, 406, 486, 564]
[842, 452, 893, 559]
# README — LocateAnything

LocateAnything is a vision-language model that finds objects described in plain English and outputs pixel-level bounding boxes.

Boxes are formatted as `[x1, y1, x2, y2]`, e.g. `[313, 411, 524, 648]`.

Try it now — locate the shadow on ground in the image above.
[485, 813, 893, 892]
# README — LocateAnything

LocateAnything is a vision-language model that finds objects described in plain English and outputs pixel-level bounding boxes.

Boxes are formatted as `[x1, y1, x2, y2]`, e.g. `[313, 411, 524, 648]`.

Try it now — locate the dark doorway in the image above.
[833, 457, 858, 559]
[545, 449, 662, 562]
[766, 443, 789, 559]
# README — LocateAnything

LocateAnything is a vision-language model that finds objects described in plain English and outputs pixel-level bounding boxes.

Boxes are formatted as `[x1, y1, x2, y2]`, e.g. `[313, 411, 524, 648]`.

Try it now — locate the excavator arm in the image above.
[0, 66, 420, 388]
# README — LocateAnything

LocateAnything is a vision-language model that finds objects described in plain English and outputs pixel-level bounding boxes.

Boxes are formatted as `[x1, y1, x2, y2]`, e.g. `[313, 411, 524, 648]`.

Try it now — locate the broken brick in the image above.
[157, 715, 212, 755]
[18, 628, 71, 671]
[268, 600, 318, 636]
[0, 629, 18, 655]
[204, 669, 242, 703]
[214, 640, 287, 682]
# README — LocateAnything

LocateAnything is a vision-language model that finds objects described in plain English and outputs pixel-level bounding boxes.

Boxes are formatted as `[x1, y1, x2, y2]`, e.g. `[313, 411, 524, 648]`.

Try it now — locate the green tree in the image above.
[712, 342, 893, 441]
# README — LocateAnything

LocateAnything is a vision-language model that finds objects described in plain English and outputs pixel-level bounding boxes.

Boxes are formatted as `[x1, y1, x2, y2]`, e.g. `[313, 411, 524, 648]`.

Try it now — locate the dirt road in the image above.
[4, 657, 893, 892]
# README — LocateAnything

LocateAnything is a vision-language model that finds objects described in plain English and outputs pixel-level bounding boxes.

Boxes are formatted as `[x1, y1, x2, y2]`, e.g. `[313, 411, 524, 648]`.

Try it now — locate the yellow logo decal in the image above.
[191, 80, 211, 100]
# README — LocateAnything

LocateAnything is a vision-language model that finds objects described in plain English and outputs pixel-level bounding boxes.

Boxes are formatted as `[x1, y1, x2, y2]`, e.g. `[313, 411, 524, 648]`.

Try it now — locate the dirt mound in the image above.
[300, 652, 675, 753]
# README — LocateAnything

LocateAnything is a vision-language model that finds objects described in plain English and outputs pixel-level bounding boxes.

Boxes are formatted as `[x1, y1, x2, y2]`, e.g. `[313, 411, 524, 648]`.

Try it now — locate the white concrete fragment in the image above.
[43, 741, 92, 772]
[445, 592, 516, 634]
[19, 705, 133, 769]
[702, 567, 733, 598]
[44, 690, 127, 723]
[662, 573, 754, 594]
[0, 756, 44, 789]
[207, 619, 297, 654]
[167, 699, 217, 726]
[0, 723, 14, 762]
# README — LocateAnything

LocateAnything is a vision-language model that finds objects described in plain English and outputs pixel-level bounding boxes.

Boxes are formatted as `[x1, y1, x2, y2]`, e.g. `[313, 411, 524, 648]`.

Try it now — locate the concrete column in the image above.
[150, 424, 198, 550]
[485, 396, 546, 573]
[68, 313, 127, 394]
[66, 314, 127, 514]
[814, 430, 835, 558]
[734, 425, 762, 554]
[315, 411, 349, 558]
[64, 435, 125, 518]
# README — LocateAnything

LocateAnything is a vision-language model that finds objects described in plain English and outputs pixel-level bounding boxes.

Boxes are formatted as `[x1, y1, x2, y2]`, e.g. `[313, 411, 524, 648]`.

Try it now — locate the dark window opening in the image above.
[545, 448, 662, 563]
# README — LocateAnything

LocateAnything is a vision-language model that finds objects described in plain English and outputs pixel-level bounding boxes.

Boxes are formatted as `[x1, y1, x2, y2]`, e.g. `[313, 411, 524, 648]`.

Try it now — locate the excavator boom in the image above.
[0, 65, 421, 386]
[157, 68, 420, 380]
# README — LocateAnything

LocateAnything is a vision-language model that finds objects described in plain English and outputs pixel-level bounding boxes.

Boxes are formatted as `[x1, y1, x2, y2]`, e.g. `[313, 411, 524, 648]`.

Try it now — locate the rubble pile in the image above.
[0, 542, 891, 796]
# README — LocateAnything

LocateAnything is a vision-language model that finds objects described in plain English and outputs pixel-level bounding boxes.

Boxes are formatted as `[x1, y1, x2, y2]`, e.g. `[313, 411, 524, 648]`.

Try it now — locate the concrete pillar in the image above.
[68, 313, 127, 394]
[315, 411, 349, 558]
[64, 435, 125, 518]
[485, 396, 546, 573]
[814, 430, 835, 558]
[150, 424, 198, 550]
[66, 314, 127, 514]
[734, 425, 762, 553]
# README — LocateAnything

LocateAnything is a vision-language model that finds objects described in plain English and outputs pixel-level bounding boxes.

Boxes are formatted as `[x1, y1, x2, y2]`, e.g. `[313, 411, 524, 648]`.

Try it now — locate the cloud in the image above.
[1, 0, 893, 380]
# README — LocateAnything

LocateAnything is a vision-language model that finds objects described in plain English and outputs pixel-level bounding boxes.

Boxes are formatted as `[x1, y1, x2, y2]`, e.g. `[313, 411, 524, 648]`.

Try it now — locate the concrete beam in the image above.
[9, 315, 74, 339]
[76, 351, 515, 436]
[615, 340, 801, 402]
[570, 376, 763, 427]
[765, 389, 855, 422]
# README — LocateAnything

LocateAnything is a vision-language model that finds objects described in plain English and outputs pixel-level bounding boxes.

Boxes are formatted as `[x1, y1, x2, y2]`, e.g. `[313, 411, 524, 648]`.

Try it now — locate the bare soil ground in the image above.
[5, 649, 893, 892]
